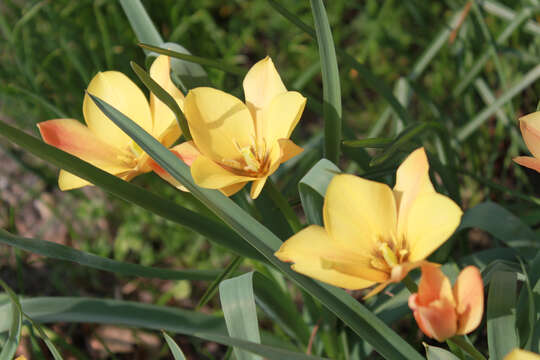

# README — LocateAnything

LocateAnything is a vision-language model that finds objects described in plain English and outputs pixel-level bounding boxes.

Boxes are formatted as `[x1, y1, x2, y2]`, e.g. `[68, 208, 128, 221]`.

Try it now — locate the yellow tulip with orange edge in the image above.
[408, 263, 484, 342]
[37, 55, 184, 190]
[150, 56, 306, 199]
[274, 147, 463, 297]
[514, 111, 540, 172]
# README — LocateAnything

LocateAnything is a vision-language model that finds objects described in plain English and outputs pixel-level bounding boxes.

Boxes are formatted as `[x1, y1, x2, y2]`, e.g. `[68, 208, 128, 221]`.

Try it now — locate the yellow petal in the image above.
[394, 147, 435, 238]
[519, 111, 540, 158]
[184, 87, 255, 162]
[221, 182, 247, 196]
[260, 91, 306, 145]
[278, 138, 303, 163]
[514, 156, 540, 173]
[84, 71, 152, 148]
[150, 55, 184, 140]
[171, 141, 201, 166]
[191, 155, 256, 189]
[59, 170, 92, 190]
[37, 119, 129, 172]
[407, 193, 463, 262]
[504, 349, 540, 360]
[275, 225, 375, 290]
[323, 174, 398, 251]
[158, 120, 183, 148]
[454, 266, 484, 335]
[250, 177, 267, 199]
[243, 57, 287, 114]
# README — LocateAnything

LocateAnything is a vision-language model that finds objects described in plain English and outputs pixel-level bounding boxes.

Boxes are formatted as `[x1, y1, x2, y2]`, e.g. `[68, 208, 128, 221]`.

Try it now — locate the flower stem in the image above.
[449, 335, 486, 360]
[402, 274, 418, 293]
[265, 178, 302, 233]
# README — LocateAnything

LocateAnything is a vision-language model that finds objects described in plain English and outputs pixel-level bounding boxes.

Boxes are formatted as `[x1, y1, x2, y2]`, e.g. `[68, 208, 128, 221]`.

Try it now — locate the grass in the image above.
[1, 0, 540, 358]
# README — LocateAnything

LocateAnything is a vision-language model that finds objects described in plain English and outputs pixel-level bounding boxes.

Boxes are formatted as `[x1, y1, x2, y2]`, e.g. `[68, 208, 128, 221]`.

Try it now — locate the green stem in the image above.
[402, 274, 418, 293]
[449, 335, 487, 360]
[265, 178, 302, 233]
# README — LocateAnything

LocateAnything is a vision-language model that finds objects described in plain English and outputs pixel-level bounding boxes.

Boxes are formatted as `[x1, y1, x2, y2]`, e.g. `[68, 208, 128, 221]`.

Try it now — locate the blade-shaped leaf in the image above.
[118, 0, 163, 49]
[0, 120, 262, 261]
[0, 228, 219, 281]
[220, 272, 261, 360]
[197, 256, 243, 309]
[163, 332, 186, 360]
[298, 159, 341, 225]
[425, 344, 461, 360]
[0, 280, 22, 360]
[487, 271, 518, 359]
[310, 0, 342, 163]
[87, 93, 424, 359]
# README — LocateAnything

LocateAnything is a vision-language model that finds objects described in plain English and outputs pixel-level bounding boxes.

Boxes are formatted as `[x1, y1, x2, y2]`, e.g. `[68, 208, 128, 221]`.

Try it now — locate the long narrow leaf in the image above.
[310, 0, 342, 163]
[118, 0, 163, 50]
[163, 332, 187, 360]
[0, 228, 219, 281]
[0, 280, 22, 360]
[197, 256, 243, 309]
[0, 120, 262, 261]
[88, 92, 424, 359]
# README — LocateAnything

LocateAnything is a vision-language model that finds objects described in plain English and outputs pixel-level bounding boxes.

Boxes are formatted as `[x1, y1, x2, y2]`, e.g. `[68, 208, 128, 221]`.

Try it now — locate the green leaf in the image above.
[516, 258, 536, 349]
[87, 92, 424, 359]
[298, 159, 341, 226]
[160, 42, 212, 91]
[524, 253, 540, 352]
[487, 271, 519, 359]
[0, 228, 219, 281]
[163, 332, 187, 360]
[0, 280, 22, 360]
[24, 318, 63, 360]
[424, 344, 461, 360]
[310, 0, 342, 163]
[130, 61, 192, 140]
[197, 256, 244, 309]
[342, 138, 393, 149]
[118, 0, 163, 50]
[140, 43, 246, 76]
[0, 120, 262, 261]
[220, 272, 261, 360]
[195, 333, 328, 360]
[458, 202, 540, 249]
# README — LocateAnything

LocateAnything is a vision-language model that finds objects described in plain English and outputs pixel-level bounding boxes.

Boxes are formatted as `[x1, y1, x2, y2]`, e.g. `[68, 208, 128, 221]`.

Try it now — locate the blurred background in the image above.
[1, 0, 539, 358]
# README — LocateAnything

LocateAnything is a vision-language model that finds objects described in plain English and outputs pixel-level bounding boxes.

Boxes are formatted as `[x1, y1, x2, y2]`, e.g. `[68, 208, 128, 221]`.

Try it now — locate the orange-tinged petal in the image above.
[406, 193, 462, 262]
[260, 91, 306, 146]
[38, 119, 130, 173]
[243, 57, 287, 115]
[513, 156, 540, 173]
[323, 174, 398, 251]
[411, 300, 458, 342]
[504, 349, 540, 360]
[519, 111, 540, 158]
[171, 141, 201, 166]
[184, 87, 255, 162]
[150, 55, 184, 140]
[59, 170, 92, 191]
[278, 138, 303, 163]
[417, 263, 455, 306]
[454, 266, 484, 335]
[394, 147, 435, 238]
[275, 225, 376, 290]
[84, 71, 152, 148]
[191, 155, 256, 189]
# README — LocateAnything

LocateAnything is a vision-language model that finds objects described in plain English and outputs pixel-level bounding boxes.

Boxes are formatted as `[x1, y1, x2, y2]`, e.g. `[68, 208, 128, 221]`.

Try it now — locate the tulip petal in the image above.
[504, 349, 540, 360]
[59, 170, 92, 190]
[171, 141, 201, 166]
[184, 87, 255, 162]
[221, 182, 247, 196]
[454, 266, 484, 335]
[278, 138, 303, 163]
[84, 71, 152, 148]
[191, 155, 256, 189]
[250, 177, 267, 199]
[417, 263, 455, 306]
[513, 156, 540, 173]
[275, 225, 375, 290]
[323, 174, 398, 251]
[394, 148, 435, 238]
[37, 119, 130, 173]
[243, 57, 287, 114]
[150, 55, 184, 140]
[519, 111, 540, 158]
[411, 301, 458, 342]
[260, 91, 306, 145]
[406, 193, 462, 262]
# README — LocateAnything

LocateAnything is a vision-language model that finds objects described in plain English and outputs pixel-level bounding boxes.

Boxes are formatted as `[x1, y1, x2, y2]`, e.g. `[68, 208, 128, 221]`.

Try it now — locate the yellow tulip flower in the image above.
[37, 55, 184, 190]
[151, 57, 306, 199]
[505, 349, 540, 360]
[275, 148, 463, 297]
[514, 111, 540, 172]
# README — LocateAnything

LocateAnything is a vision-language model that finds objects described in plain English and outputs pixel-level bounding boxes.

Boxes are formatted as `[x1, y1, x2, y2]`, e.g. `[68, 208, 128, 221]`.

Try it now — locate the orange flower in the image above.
[514, 111, 540, 172]
[408, 264, 484, 342]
